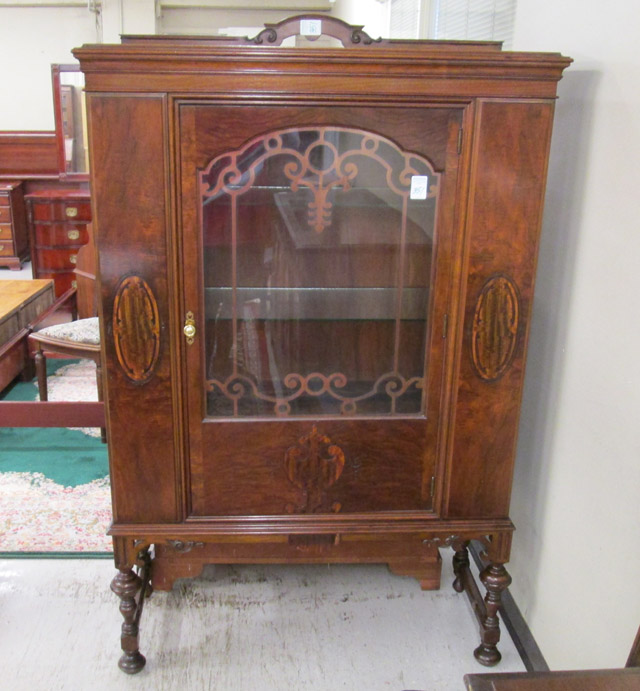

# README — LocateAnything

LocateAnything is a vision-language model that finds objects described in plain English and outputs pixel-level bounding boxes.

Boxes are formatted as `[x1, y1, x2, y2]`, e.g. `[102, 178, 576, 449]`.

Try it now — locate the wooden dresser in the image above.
[0, 181, 29, 270]
[74, 16, 571, 674]
[25, 189, 92, 297]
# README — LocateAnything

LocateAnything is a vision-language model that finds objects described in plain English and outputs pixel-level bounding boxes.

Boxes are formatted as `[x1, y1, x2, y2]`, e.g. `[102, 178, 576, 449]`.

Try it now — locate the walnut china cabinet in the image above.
[74, 16, 570, 674]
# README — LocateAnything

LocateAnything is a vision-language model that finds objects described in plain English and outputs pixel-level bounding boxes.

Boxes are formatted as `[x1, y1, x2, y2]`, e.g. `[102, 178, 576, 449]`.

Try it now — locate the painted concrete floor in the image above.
[0, 262, 32, 280]
[0, 554, 525, 690]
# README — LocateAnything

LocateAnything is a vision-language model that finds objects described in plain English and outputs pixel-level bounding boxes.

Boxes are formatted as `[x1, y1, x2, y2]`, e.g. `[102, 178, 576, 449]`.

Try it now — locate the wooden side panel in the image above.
[88, 95, 178, 523]
[445, 100, 555, 518]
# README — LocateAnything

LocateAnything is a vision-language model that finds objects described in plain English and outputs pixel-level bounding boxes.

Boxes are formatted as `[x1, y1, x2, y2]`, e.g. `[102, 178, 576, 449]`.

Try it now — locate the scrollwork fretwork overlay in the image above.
[200, 127, 439, 418]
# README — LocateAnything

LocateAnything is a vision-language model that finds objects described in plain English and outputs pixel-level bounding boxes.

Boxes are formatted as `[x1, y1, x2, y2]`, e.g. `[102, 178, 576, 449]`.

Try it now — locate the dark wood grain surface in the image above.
[465, 668, 640, 691]
[74, 26, 571, 672]
[0, 132, 58, 179]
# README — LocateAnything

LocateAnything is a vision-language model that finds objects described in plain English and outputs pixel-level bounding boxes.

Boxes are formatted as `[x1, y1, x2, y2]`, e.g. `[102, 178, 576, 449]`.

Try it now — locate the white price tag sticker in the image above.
[410, 175, 429, 200]
[300, 19, 322, 36]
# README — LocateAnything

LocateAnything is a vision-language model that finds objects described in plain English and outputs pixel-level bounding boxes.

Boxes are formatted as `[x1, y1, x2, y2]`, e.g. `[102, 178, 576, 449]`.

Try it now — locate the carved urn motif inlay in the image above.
[471, 274, 520, 382]
[284, 426, 345, 514]
[112, 275, 161, 383]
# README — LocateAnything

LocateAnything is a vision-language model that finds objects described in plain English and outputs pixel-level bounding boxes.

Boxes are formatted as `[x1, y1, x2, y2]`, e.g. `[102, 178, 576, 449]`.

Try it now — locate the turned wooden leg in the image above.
[110, 568, 147, 674]
[21, 342, 35, 381]
[95, 360, 107, 444]
[34, 348, 48, 401]
[474, 562, 512, 666]
[452, 540, 470, 593]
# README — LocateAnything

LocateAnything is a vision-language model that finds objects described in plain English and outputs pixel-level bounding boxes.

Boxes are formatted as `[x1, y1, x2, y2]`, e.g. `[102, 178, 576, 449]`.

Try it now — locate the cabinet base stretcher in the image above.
[110, 528, 513, 674]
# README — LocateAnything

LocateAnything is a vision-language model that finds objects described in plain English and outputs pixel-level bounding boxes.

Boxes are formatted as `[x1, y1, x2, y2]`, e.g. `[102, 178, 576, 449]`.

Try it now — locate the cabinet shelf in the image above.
[204, 286, 429, 321]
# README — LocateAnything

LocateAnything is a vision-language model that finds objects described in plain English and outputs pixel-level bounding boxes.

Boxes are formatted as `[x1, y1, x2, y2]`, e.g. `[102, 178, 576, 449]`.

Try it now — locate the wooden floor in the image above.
[0, 554, 525, 690]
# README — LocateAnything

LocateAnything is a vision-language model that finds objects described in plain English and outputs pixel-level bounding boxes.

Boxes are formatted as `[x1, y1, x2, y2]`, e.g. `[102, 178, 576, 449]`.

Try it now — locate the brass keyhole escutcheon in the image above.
[184, 311, 196, 345]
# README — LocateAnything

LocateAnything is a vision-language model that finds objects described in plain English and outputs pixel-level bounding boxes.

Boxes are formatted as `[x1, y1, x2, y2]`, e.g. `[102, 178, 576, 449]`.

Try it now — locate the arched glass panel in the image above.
[200, 127, 439, 417]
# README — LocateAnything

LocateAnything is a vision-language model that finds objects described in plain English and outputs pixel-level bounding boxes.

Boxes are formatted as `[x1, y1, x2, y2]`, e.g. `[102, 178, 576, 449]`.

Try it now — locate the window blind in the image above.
[433, 0, 516, 48]
[389, 0, 422, 39]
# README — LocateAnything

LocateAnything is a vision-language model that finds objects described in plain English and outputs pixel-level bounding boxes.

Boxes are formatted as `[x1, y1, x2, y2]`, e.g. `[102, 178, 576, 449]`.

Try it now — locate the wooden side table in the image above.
[0, 279, 55, 392]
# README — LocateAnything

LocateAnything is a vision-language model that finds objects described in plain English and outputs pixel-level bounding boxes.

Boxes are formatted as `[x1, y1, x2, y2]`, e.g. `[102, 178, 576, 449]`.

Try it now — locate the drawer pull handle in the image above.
[67, 229, 80, 240]
[69, 254, 77, 264]
[71, 280, 77, 289]
[65, 207, 79, 218]
[183, 311, 196, 345]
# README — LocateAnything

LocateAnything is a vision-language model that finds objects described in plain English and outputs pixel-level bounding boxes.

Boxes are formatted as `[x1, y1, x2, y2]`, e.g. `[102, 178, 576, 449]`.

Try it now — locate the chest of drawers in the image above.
[26, 189, 91, 297]
[0, 181, 29, 271]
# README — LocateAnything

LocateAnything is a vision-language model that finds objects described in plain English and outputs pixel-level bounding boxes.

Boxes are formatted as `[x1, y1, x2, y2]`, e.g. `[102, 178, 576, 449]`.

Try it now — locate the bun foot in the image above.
[118, 651, 146, 674]
[474, 643, 502, 667]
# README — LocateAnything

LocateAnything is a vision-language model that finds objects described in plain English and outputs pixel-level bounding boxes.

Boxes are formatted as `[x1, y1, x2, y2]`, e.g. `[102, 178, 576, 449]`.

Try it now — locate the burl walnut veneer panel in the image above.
[446, 100, 556, 519]
[88, 94, 179, 523]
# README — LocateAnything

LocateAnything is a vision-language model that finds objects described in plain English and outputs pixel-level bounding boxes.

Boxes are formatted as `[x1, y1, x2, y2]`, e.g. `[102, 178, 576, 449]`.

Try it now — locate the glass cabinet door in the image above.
[179, 105, 461, 517]
[201, 126, 438, 418]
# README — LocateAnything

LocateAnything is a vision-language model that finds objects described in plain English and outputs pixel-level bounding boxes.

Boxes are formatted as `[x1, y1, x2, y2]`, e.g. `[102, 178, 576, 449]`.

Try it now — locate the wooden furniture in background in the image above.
[0, 132, 59, 180]
[51, 64, 89, 178]
[0, 279, 54, 392]
[74, 15, 571, 674]
[0, 264, 104, 429]
[0, 65, 90, 273]
[26, 189, 92, 297]
[627, 625, 640, 668]
[28, 236, 104, 440]
[0, 181, 29, 270]
[464, 668, 640, 690]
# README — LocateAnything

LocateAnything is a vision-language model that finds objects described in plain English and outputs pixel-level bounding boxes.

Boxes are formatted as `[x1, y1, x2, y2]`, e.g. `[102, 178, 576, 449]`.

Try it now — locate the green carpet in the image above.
[0, 360, 109, 487]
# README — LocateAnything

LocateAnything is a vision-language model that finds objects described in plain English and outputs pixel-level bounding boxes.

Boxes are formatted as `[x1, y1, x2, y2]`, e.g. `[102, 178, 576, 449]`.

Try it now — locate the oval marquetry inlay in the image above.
[112, 275, 161, 383]
[471, 274, 520, 382]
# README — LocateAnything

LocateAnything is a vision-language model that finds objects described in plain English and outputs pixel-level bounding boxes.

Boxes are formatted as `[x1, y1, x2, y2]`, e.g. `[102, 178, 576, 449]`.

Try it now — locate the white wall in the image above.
[330, 0, 389, 39]
[510, 0, 640, 670]
[158, 1, 387, 39]
[0, 1, 389, 130]
[0, 6, 98, 130]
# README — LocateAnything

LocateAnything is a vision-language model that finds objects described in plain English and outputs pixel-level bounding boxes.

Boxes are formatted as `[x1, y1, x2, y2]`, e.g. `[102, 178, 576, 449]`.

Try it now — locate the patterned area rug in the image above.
[0, 360, 112, 555]
[0, 473, 112, 553]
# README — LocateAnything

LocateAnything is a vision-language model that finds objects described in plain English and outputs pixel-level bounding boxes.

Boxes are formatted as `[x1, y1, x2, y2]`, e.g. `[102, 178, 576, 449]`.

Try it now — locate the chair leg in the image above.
[96, 360, 107, 443]
[35, 348, 48, 402]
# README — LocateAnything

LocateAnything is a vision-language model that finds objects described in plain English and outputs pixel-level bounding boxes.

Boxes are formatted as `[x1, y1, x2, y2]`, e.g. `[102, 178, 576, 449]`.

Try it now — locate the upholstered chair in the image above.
[27, 228, 105, 442]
